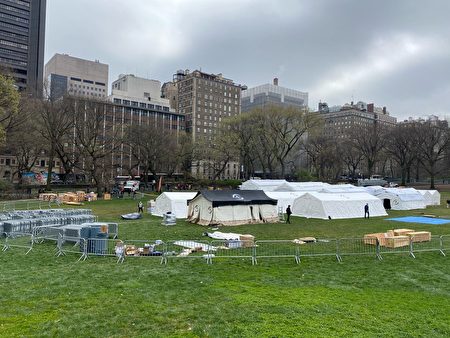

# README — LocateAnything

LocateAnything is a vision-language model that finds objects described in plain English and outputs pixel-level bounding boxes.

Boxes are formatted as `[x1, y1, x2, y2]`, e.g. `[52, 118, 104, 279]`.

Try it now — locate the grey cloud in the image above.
[45, 0, 450, 120]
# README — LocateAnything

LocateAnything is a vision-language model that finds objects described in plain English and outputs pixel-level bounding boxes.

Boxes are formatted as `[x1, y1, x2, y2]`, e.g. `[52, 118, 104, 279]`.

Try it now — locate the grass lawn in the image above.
[0, 192, 449, 337]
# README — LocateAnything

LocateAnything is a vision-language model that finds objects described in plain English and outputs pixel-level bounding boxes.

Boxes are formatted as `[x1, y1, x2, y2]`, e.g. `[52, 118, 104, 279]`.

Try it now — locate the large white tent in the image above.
[153, 192, 197, 218]
[291, 192, 388, 220]
[374, 188, 426, 210]
[320, 185, 368, 193]
[240, 179, 288, 192]
[265, 191, 307, 213]
[273, 181, 330, 192]
[417, 190, 441, 206]
[187, 190, 278, 226]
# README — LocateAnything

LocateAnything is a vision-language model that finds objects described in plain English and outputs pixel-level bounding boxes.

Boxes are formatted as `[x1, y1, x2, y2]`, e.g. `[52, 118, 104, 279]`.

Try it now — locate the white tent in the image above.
[265, 191, 307, 213]
[375, 188, 426, 210]
[273, 181, 330, 192]
[187, 190, 278, 226]
[291, 192, 388, 220]
[417, 190, 441, 206]
[320, 185, 367, 193]
[240, 179, 288, 192]
[153, 192, 197, 218]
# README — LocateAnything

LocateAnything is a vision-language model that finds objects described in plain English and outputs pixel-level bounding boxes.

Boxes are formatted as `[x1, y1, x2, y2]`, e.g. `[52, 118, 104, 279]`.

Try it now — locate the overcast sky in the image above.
[45, 0, 450, 120]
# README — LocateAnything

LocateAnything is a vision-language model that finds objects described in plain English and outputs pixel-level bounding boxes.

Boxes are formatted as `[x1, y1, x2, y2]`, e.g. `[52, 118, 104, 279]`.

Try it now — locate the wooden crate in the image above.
[393, 229, 415, 236]
[407, 231, 431, 243]
[364, 233, 387, 246]
[384, 236, 410, 248]
[239, 234, 255, 248]
[39, 193, 58, 201]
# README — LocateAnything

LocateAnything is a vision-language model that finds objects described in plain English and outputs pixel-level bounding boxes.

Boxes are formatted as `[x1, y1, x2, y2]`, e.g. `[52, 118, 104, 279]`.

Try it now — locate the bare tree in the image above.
[194, 121, 240, 180]
[74, 99, 120, 196]
[36, 97, 75, 190]
[416, 120, 450, 189]
[7, 113, 45, 184]
[124, 122, 179, 183]
[338, 139, 363, 180]
[385, 123, 419, 186]
[348, 124, 387, 177]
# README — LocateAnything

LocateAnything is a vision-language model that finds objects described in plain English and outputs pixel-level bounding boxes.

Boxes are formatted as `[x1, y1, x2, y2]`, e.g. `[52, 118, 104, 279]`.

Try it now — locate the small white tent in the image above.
[265, 191, 307, 213]
[187, 190, 278, 226]
[239, 179, 288, 192]
[375, 188, 426, 210]
[291, 192, 388, 220]
[153, 192, 197, 218]
[417, 190, 441, 206]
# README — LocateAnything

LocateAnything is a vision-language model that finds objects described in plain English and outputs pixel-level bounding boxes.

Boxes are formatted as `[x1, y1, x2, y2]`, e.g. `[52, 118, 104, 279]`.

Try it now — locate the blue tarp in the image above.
[386, 216, 450, 225]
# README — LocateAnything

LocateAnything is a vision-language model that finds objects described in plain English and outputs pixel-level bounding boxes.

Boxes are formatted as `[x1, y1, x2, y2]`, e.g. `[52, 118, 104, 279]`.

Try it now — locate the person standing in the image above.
[138, 201, 144, 213]
[286, 205, 292, 224]
[364, 203, 370, 219]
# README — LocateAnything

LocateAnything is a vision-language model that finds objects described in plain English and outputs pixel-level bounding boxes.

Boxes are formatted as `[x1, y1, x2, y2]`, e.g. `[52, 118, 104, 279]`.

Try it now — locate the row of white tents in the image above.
[148, 180, 440, 224]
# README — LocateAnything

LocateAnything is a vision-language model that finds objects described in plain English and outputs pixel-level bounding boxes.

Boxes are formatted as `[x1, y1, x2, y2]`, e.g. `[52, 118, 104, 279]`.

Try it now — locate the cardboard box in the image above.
[393, 229, 415, 236]
[384, 236, 410, 248]
[103, 193, 111, 200]
[407, 231, 431, 243]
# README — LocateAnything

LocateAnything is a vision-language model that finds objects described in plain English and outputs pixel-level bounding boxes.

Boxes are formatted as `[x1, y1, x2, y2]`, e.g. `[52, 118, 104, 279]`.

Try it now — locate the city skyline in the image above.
[45, 0, 450, 120]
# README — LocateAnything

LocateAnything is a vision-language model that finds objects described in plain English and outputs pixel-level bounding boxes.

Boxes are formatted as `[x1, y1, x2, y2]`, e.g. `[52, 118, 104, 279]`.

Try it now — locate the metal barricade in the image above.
[410, 235, 444, 257]
[254, 240, 299, 264]
[297, 239, 339, 262]
[337, 237, 379, 261]
[56, 234, 87, 261]
[165, 240, 214, 264]
[122, 240, 166, 264]
[210, 240, 255, 265]
[2, 232, 33, 254]
[439, 235, 449, 256]
[378, 236, 413, 259]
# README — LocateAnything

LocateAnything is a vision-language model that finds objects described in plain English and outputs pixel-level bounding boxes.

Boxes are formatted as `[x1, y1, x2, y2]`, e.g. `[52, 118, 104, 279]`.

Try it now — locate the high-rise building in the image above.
[241, 78, 308, 112]
[174, 69, 243, 179]
[0, 0, 46, 95]
[110, 74, 172, 112]
[318, 101, 397, 139]
[44, 53, 108, 100]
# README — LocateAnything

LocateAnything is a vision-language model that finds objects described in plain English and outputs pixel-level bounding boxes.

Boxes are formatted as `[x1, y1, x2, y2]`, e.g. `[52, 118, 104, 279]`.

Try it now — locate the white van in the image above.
[123, 180, 140, 193]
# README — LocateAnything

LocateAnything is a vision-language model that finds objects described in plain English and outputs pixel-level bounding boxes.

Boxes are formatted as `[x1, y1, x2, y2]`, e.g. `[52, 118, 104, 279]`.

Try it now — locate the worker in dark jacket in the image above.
[286, 205, 292, 224]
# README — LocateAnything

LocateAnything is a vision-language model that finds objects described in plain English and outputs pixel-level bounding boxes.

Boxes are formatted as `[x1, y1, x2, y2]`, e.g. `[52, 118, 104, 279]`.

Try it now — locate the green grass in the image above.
[0, 192, 449, 337]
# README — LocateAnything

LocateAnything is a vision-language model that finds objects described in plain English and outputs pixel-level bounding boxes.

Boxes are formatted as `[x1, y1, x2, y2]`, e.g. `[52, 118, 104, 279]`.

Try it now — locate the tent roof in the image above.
[240, 179, 288, 191]
[304, 192, 380, 202]
[274, 181, 330, 192]
[157, 192, 197, 201]
[194, 190, 277, 207]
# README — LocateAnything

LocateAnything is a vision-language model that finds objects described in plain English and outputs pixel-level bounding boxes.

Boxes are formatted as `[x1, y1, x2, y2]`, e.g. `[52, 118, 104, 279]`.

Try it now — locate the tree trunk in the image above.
[46, 144, 55, 191]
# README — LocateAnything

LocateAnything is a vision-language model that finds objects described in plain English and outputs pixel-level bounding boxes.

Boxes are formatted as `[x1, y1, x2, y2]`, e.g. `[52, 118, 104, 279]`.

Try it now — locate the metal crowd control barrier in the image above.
[337, 237, 379, 261]
[254, 240, 299, 264]
[410, 235, 444, 257]
[166, 240, 214, 264]
[439, 235, 449, 256]
[210, 240, 255, 265]
[1, 200, 57, 212]
[297, 239, 340, 262]
[122, 240, 166, 264]
[2, 232, 33, 254]
[378, 237, 413, 259]
[56, 234, 87, 261]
